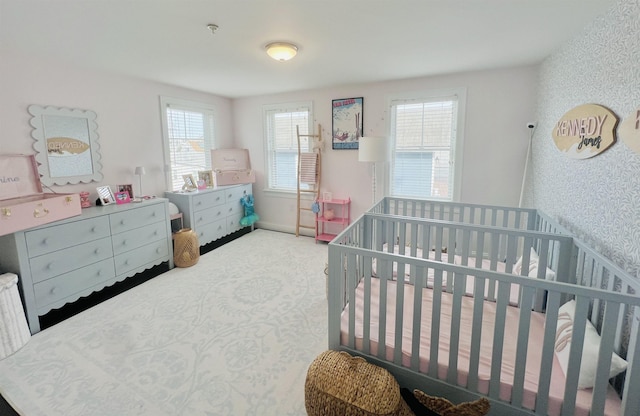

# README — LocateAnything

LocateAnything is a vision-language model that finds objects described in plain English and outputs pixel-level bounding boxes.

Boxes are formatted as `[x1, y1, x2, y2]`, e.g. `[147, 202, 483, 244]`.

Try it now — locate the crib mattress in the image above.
[340, 278, 621, 416]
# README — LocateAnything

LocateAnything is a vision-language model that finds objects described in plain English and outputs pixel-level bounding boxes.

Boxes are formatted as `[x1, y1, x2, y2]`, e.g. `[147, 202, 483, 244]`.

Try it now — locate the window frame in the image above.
[262, 101, 314, 194]
[159, 96, 217, 192]
[386, 88, 466, 201]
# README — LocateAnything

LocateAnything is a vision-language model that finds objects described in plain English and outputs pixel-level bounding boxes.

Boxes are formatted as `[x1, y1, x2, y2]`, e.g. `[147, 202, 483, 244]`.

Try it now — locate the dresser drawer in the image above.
[112, 222, 167, 255]
[33, 259, 115, 312]
[223, 184, 251, 204]
[29, 237, 114, 283]
[193, 190, 225, 211]
[25, 216, 111, 258]
[197, 218, 227, 245]
[227, 213, 244, 235]
[110, 203, 165, 235]
[224, 200, 242, 218]
[114, 239, 169, 276]
[193, 205, 226, 227]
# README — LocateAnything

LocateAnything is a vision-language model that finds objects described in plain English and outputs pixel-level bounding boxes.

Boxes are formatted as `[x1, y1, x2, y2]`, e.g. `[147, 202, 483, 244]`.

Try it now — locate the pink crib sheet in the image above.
[340, 278, 621, 416]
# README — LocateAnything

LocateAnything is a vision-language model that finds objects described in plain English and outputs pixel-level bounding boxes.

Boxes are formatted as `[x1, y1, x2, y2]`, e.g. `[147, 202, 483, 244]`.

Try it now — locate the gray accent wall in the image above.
[531, 0, 640, 278]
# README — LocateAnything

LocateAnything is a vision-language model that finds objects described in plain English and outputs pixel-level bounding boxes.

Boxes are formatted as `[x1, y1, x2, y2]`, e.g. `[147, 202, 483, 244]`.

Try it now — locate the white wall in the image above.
[233, 66, 538, 234]
[0, 51, 233, 200]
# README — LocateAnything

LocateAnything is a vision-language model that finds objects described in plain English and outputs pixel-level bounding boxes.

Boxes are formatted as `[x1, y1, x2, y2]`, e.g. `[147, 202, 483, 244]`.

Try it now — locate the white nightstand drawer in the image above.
[25, 216, 110, 258]
[112, 222, 167, 255]
[110, 203, 165, 235]
[34, 259, 115, 311]
[114, 239, 169, 276]
[29, 237, 114, 283]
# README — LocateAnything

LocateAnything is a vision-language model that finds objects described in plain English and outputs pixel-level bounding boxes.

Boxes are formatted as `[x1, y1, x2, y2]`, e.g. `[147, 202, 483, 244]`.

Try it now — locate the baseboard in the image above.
[256, 221, 315, 237]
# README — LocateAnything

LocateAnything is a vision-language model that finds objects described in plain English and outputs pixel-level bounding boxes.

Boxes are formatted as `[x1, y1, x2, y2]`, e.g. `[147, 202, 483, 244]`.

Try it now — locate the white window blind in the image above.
[264, 102, 312, 191]
[390, 94, 460, 200]
[160, 97, 215, 191]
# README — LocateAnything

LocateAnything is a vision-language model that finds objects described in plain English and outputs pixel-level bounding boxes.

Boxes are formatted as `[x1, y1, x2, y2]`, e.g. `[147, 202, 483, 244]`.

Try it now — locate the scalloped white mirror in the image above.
[28, 105, 103, 186]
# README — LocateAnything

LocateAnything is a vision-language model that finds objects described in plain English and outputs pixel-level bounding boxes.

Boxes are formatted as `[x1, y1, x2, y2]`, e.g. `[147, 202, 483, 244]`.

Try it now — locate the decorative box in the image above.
[211, 149, 256, 186]
[0, 154, 81, 237]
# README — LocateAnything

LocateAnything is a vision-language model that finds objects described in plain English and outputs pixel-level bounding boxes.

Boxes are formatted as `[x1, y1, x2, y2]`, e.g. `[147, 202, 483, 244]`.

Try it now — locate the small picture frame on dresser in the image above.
[115, 191, 131, 204]
[198, 170, 214, 188]
[97, 186, 115, 205]
[182, 174, 197, 191]
[116, 184, 134, 199]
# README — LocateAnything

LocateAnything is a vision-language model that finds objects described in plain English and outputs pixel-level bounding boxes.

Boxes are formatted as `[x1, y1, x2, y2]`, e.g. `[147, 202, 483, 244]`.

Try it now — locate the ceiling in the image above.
[0, 0, 615, 98]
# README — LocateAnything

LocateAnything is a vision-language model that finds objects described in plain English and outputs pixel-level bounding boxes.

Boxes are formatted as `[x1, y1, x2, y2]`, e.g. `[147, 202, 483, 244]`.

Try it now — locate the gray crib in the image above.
[327, 199, 640, 416]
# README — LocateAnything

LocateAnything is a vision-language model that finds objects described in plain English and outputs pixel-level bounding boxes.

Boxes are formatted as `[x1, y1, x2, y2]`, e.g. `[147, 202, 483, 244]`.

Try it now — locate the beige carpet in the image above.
[0, 230, 328, 415]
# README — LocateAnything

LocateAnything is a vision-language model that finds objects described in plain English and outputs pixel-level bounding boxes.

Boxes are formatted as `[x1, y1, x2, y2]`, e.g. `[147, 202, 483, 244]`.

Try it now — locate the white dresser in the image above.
[0, 198, 173, 334]
[165, 184, 251, 247]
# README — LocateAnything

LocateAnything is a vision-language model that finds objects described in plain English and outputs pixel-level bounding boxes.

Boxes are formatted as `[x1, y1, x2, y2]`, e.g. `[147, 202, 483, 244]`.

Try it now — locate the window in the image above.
[263, 102, 313, 192]
[160, 97, 216, 191]
[389, 89, 465, 201]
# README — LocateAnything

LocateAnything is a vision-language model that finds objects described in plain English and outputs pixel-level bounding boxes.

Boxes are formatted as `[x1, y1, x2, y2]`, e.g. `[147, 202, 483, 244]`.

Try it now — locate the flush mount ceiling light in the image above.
[265, 42, 298, 62]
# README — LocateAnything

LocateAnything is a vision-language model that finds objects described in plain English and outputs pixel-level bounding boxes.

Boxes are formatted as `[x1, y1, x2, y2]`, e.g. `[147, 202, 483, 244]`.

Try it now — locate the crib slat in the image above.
[467, 275, 486, 392]
[429, 273, 443, 378]
[561, 296, 590, 416]
[590, 300, 620, 415]
[378, 268, 388, 360]
[511, 286, 535, 408]
[394, 259, 406, 365]
[536, 292, 561, 415]
[446, 272, 465, 384]
[621, 307, 640, 416]
[363, 266, 372, 355]
[488, 281, 510, 399]
[347, 253, 357, 349]
[410, 266, 425, 370]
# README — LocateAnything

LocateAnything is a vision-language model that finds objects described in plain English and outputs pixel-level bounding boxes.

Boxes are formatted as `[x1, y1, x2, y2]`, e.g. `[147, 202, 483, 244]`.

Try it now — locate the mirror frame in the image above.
[28, 104, 104, 186]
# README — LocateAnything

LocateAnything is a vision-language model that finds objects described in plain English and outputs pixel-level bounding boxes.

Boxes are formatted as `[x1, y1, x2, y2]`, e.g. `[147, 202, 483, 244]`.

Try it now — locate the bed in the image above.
[327, 205, 640, 416]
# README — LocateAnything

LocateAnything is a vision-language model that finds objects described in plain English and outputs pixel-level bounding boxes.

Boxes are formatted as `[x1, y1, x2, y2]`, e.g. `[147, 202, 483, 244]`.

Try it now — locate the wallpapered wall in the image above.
[531, 0, 640, 278]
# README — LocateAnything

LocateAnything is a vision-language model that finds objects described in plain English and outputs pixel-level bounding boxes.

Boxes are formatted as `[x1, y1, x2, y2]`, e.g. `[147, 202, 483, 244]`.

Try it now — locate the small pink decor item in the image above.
[324, 208, 335, 221]
[80, 192, 91, 208]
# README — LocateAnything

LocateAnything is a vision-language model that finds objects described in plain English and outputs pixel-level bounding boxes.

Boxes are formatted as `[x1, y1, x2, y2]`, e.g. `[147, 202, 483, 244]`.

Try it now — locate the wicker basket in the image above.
[305, 350, 413, 416]
[173, 228, 200, 268]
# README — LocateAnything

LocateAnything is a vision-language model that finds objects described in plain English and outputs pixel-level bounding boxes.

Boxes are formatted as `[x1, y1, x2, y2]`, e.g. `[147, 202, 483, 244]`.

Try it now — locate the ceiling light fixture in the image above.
[207, 24, 218, 35]
[265, 42, 298, 62]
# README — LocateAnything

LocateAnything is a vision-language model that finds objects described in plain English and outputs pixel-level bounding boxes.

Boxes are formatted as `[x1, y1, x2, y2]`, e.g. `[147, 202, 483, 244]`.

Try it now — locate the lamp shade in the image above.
[265, 42, 298, 61]
[135, 166, 146, 175]
[358, 136, 388, 162]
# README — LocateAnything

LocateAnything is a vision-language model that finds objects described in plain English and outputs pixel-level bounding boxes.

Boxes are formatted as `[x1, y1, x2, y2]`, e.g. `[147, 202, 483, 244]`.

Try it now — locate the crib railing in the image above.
[327, 241, 640, 416]
[328, 212, 640, 416]
[369, 197, 539, 231]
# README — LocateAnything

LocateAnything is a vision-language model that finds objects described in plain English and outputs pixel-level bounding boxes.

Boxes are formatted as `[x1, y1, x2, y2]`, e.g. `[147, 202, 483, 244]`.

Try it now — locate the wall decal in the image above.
[552, 104, 618, 159]
[619, 107, 640, 154]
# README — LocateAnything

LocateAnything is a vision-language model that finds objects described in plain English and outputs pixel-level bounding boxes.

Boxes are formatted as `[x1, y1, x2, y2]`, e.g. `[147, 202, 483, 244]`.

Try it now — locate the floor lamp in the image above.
[358, 136, 388, 204]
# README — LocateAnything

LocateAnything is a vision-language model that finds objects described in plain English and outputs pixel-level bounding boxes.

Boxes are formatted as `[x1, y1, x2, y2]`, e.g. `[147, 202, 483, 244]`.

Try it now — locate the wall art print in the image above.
[332, 97, 363, 150]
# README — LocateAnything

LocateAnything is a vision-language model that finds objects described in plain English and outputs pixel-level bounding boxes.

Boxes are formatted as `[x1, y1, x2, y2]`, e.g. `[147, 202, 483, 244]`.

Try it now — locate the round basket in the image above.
[173, 228, 200, 268]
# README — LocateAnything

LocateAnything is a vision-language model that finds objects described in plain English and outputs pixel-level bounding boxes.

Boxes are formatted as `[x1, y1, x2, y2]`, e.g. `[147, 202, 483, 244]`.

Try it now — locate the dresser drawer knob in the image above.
[94, 248, 100, 255]
[124, 259, 130, 265]
[91, 226, 97, 233]
[156, 248, 161, 253]
[42, 237, 49, 245]
[122, 240, 128, 246]
[47, 262, 54, 270]
[50, 287, 58, 295]
[97, 270, 102, 276]
[153, 231, 158, 236]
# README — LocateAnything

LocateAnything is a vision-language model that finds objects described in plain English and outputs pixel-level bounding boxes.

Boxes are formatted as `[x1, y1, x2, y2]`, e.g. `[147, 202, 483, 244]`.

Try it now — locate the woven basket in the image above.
[173, 228, 200, 267]
[305, 350, 413, 416]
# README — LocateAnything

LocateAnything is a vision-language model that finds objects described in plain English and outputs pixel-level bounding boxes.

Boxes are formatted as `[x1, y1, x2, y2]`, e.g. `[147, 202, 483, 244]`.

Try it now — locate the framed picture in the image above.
[332, 97, 363, 150]
[182, 174, 197, 191]
[116, 184, 133, 198]
[115, 191, 131, 204]
[196, 179, 207, 190]
[198, 170, 214, 188]
[322, 191, 333, 202]
[96, 186, 115, 205]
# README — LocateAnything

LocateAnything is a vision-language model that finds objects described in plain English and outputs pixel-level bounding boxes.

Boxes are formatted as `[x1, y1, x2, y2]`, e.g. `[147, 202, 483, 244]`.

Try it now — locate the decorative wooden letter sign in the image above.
[552, 104, 618, 159]
[618, 106, 640, 154]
